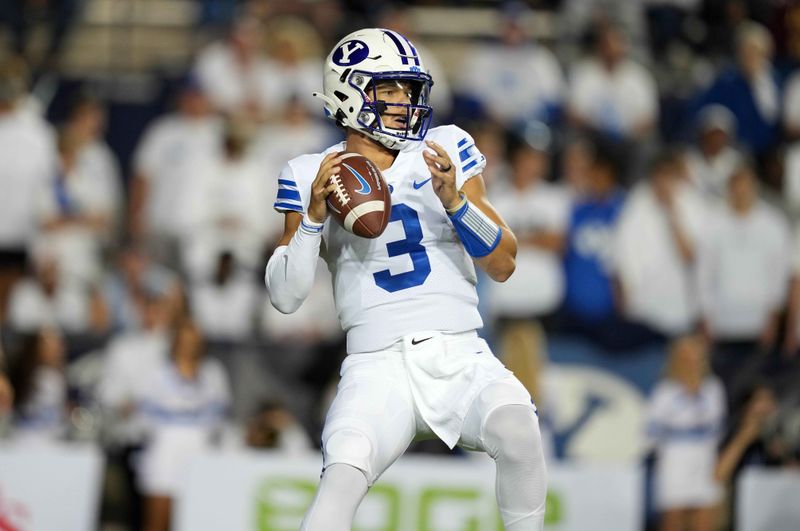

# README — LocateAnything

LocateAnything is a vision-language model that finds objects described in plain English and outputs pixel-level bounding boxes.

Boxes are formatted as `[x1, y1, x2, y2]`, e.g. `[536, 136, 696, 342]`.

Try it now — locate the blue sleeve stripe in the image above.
[457, 138, 468, 148]
[459, 144, 475, 162]
[277, 188, 302, 201]
[276, 195, 302, 204]
[278, 179, 297, 188]
[274, 201, 303, 212]
[462, 159, 479, 173]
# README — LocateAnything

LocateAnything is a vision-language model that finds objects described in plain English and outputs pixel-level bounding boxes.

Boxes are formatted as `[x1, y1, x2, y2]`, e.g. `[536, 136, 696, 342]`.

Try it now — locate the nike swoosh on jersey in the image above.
[411, 336, 433, 345]
[412, 177, 432, 189]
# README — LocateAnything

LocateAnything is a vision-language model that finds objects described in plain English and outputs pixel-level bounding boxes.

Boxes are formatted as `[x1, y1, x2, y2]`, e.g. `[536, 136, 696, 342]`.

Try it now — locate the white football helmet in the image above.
[313, 28, 434, 150]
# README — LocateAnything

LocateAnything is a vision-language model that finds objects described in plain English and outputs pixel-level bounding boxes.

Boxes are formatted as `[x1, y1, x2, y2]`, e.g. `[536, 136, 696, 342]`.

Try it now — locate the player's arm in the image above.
[424, 140, 517, 282]
[265, 153, 342, 313]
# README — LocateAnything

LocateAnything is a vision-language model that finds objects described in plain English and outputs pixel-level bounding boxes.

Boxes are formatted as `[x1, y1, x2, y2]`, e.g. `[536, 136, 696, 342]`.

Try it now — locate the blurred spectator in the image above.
[685, 105, 745, 200]
[692, 22, 780, 158]
[468, 122, 510, 187]
[613, 151, 706, 339]
[261, 16, 324, 117]
[182, 117, 277, 278]
[560, 135, 594, 198]
[376, 4, 453, 120]
[34, 128, 113, 284]
[716, 382, 789, 482]
[0, 0, 81, 74]
[488, 125, 569, 393]
[0, 57, 57, 323]
[783, 223, 800, 358]
[103, 246, 181, 333]
[245, 400, 313, 454]
[98, 292, 174, 530]
[560, 142, 626, 339]
[62, 92, 124, 240]
[699, 165, 791, 398]
[456, 3, 564, 127]
[7, 329, 67, 446]
[782, 69, 800, 219]
[646, 335, 725, 531]
[194, 14, 274, 119]
[136, 317, 230, 531]
[559, 0, 647, 61]
[714, 381, 783, 531]
[99, 293, 173, 446]
[567, 22, 658, 143]
[644, 0, 704, 61]
[7, 252, 108, 334]
[251, 95, 338, 184]
[189, 252, 259, 342]
[129, 77, 222, 266]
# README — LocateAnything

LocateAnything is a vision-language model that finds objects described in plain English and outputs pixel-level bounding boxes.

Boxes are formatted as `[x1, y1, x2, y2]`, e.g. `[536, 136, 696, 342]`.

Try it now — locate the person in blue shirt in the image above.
[559, 140, 668, 351]
[690, 22, 781, 158]
[562, 143, 625, 326]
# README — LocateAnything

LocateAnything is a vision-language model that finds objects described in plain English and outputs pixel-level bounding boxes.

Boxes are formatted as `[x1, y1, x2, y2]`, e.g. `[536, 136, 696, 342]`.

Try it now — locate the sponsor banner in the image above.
[176, 451, 641, 531]
[0, 443, 104, 531]
[737, 468, 800, 531]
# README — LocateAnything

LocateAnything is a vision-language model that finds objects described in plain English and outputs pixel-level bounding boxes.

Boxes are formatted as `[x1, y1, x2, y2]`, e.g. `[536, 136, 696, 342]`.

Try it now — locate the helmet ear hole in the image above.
[334, 91, 348, 102]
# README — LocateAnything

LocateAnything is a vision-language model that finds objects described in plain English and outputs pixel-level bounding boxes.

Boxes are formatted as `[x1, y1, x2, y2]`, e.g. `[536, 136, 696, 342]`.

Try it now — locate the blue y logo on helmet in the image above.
[333, 40, 369, 66]
[342, 163, 372, 195]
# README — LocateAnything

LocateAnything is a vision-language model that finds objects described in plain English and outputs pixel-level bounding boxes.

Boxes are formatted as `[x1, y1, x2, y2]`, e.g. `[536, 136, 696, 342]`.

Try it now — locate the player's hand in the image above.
[424, 140, 460, 210]
[308, 152, 344, 224]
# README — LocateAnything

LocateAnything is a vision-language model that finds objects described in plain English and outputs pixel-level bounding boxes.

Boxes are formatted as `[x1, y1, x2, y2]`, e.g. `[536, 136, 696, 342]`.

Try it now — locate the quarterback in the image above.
[265, 28, 547, 530]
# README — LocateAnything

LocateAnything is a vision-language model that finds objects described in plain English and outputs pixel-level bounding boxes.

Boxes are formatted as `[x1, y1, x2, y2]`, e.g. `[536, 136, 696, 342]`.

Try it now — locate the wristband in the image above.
[299, 214, 324, 235]
[448, 195, 502, 258]
[445, 191, 468, 214]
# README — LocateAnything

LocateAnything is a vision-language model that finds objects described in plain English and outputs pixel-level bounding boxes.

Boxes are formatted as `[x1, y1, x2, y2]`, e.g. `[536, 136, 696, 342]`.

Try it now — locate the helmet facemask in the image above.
[350, 70, 433, 145]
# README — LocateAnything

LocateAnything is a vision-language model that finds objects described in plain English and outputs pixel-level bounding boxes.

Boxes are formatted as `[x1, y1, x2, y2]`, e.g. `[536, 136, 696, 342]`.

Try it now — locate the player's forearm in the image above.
[448, 183, 517, 282]
[475, 227, 517, 282]
[265, 216, 323, 314]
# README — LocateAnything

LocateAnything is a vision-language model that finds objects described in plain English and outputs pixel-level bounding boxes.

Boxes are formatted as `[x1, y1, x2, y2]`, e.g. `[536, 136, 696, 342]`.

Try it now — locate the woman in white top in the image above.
[646, 335, 726, 531]
[36, 128, 114, 285]
[136, 316, 230, 531]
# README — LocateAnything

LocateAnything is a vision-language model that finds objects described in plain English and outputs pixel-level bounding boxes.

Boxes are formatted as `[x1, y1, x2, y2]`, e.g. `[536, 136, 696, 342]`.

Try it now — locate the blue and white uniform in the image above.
[275, 125, 487, 353]
[272, 125, 534, 483]
[646, 377, 726, 510]
[136, 360, 230, 496]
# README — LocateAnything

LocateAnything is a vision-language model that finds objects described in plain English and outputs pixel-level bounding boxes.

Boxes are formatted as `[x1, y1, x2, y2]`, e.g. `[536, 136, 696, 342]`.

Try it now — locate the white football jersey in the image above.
[274, 125, 488, 352]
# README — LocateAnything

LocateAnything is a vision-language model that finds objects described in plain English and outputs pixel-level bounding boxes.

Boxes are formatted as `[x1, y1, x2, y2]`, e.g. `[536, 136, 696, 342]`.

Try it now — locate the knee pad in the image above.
[483, 405, 541, 462]
[323, 424, 375, 483]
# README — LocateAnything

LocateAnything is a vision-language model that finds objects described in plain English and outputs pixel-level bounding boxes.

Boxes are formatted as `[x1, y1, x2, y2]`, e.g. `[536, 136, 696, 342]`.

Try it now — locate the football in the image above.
[327, 153, 391, 238]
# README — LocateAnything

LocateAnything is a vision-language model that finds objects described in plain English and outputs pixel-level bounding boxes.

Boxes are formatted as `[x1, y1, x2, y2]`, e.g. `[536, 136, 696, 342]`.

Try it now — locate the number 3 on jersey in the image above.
[373, 203, 431, 292]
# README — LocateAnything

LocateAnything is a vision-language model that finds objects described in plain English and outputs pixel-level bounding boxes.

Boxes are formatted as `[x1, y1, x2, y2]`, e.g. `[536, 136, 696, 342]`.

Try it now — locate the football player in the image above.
[265, 28, 547, 530]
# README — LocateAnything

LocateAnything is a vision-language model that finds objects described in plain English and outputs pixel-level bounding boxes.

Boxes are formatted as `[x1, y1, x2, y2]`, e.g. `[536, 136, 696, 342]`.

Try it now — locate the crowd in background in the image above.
[0, 1, 800, 530]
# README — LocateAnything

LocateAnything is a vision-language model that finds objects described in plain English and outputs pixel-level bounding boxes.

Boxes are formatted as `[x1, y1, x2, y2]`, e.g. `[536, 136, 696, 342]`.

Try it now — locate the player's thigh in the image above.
[458, 373, 537, 452]
[322, 355, 417, 485]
